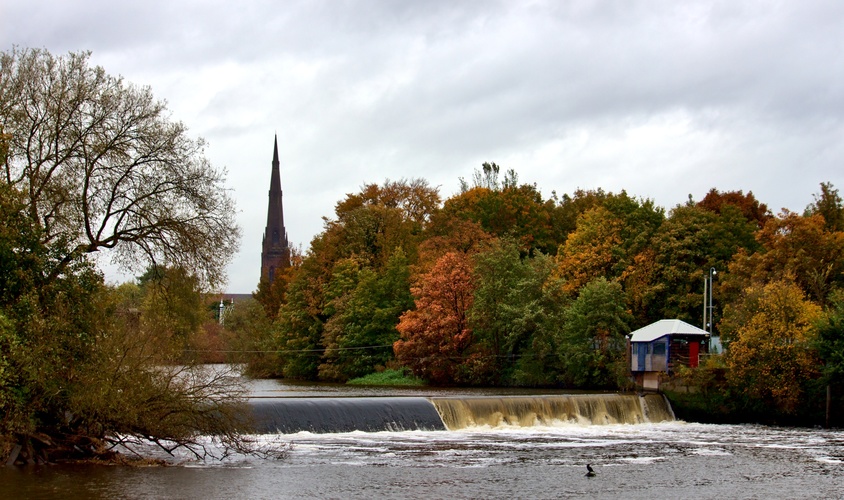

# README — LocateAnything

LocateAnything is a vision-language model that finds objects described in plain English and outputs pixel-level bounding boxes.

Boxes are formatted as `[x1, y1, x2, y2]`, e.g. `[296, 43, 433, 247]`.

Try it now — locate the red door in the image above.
[689, 341, 700, 368]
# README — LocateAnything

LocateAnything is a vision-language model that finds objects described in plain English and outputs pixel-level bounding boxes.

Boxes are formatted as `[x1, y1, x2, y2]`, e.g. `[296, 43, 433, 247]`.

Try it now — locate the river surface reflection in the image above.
[3, 378, 843, 499]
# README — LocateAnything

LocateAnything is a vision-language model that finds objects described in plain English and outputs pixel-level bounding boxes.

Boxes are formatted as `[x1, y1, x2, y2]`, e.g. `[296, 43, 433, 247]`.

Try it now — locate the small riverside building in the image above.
[629, 319, 710, 391]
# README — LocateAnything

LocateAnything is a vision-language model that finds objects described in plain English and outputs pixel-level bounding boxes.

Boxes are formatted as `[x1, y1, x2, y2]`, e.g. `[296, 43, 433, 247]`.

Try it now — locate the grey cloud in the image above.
[3, 0, 843, 292]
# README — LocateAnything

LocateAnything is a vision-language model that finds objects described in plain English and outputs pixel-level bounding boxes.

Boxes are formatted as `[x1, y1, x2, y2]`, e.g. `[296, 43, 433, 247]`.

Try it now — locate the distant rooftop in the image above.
[629, 319, 709, 343]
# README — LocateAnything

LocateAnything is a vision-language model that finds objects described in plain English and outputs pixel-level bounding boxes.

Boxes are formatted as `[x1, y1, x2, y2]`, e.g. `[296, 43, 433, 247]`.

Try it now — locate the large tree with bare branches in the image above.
[0, 47, 239, 289]
[0, 48, 252, 464]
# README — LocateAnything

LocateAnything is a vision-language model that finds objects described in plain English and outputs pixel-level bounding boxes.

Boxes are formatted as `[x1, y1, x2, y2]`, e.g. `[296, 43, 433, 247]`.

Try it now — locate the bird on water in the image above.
[585, 464, 596, 477]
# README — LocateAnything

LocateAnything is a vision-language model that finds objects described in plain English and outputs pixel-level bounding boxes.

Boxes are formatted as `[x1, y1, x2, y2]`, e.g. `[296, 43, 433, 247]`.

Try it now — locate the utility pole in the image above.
[708, 267, 717, 336]
[704, 267, 717, 352]
[703, 277, 708, 331]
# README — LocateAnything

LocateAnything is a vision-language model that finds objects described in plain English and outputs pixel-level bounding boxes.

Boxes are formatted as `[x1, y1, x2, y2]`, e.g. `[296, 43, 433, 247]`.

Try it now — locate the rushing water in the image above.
[3, 378, 844, 499]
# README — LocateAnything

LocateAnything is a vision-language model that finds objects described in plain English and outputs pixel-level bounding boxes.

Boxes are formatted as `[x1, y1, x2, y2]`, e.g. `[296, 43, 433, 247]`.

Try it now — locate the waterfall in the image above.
[431, 394, 675, 430]
[640, 393, 675, 423]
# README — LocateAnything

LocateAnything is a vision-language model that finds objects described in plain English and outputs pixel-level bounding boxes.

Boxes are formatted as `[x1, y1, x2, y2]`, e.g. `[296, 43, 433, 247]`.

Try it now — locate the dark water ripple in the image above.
[3, 375, 842, 499]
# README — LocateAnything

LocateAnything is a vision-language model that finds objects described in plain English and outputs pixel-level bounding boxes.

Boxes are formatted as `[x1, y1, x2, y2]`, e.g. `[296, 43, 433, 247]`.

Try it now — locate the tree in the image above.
[725, 279, 822, 416]
[329, 178, 440, 268]
[724, 212, 844, 307]
[816, 290, 844, 388]
[634, 203, 758, 325]
[0, 197, 251, 462]
[220, 297, 276, 377]
[444, 166, 556, 255]
[555, 206, 623, 294]
[468, 238, 558, 384]
[319, 249, 413, 381]
[553, 188, 612, 238]
[698, 188, 771, 229]
[272, 256, 327, 380]
[254, 247, 303, 321]
[0, 48, 239, 288]
[136, 266, 206, 343]
[557, 278, 632, 388]
[555, 193, 663, 295]
[805, 182, 844, 232]
[416, 217, 494, 271]
[509, 272, 569, 387]
[334, 178, 441, 228]
[0, 48, 255, 463]
[394, 252, 475, 385]
[458, 162, 518, 192]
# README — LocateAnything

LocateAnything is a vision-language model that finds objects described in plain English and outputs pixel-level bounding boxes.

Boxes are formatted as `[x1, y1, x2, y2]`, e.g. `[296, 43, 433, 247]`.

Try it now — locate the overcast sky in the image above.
[3, 1, 843, 293]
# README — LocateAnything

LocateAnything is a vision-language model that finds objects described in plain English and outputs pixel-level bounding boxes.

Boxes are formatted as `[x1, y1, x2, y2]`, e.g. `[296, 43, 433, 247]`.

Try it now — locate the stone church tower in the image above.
[261, 135, 290, 283]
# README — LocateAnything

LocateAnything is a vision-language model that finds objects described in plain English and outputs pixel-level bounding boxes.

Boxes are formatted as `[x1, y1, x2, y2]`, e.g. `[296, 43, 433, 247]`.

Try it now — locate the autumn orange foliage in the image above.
[394, 252, 475, 384]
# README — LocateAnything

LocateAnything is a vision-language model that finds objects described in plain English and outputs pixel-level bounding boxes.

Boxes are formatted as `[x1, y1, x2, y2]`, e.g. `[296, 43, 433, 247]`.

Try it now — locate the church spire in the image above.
[261, 134, 290, 283]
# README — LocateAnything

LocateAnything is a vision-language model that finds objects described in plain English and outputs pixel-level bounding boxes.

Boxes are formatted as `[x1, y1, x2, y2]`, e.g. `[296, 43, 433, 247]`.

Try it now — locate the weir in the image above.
[249, 397, 447, 434]
[248, 393, 674, 434]
[431, 394, 674, 429]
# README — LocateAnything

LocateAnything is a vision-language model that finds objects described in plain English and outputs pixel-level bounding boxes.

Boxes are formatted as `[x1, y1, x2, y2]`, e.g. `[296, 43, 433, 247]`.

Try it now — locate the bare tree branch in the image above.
[1, 48, 240, 290]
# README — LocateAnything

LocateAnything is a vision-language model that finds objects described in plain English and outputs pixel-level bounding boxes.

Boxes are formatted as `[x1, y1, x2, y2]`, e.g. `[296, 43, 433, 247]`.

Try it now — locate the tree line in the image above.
[240, 161, 844, 424]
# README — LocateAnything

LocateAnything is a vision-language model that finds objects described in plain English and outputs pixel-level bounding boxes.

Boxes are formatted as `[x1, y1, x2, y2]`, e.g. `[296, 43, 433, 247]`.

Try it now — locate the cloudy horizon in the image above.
[3, 0, 843, 293]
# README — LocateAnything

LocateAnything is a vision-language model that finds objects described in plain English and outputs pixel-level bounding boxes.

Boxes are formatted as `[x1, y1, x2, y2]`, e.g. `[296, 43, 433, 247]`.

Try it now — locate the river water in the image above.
[3, 378, 843, 499]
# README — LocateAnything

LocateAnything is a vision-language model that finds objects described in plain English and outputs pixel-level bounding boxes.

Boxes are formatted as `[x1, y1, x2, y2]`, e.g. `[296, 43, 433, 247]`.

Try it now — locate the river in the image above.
[2, 378, 843, 499]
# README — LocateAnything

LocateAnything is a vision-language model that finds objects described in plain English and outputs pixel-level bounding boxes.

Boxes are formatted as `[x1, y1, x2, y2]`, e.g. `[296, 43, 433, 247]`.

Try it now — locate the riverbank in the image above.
[662, 377, 843, 428]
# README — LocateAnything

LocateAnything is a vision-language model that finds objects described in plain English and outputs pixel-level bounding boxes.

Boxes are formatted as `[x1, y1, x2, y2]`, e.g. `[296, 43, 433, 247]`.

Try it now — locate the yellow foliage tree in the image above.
[726, 279, 822, 414]
[554, 206, 624, 294]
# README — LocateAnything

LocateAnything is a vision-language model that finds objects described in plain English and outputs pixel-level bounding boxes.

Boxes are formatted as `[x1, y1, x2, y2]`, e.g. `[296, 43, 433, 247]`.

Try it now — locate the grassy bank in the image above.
[346, 369, 427, 387]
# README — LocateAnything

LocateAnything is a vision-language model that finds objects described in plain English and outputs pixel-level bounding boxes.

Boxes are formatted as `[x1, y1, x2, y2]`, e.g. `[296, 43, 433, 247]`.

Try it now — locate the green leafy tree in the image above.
[634, 203, 759, 325]
[0, 194, 108, 440]
[509, 273, 569, 386]
[805, 182, 844, 232]
[814, 290, 844, 425]
[137, 266, 206, 344]
[319, 249, 413, 381]
[219, 297, 276, 377]
[468, 239, 559, 384]
[816, 290, 844, 389]
[552, 188, 612, 241]
[272, 256, 327, 380]
[557, 278, 632, 388]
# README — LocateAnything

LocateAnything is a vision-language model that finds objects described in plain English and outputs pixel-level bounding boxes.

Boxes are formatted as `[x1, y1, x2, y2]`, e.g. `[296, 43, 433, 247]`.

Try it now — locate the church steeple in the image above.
[261, 134, 290, 283]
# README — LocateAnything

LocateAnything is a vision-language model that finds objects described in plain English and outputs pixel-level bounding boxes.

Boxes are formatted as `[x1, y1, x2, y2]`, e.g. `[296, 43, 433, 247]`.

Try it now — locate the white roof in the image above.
[629, 319, 709, 343]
